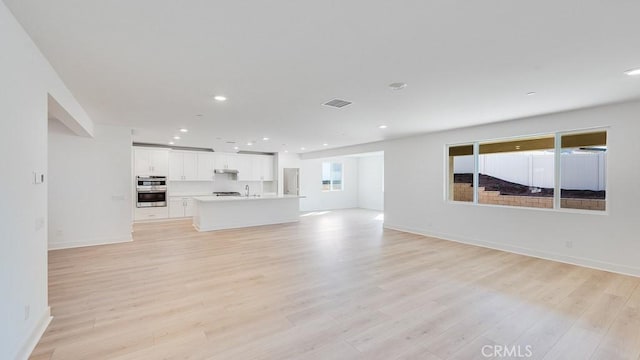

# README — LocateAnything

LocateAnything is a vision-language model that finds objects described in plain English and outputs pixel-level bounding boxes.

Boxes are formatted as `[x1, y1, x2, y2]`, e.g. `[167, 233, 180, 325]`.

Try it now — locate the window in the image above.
[478, 135, 555, 209]
[448, 144, 474, 202]
[322, 162, 343, 191]
[447, 129, 607, 212]
[560, 131, 607, 211]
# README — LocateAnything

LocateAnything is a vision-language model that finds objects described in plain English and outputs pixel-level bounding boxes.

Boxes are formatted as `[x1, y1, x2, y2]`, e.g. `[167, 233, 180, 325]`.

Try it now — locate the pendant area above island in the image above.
[192, 195, 305, 231]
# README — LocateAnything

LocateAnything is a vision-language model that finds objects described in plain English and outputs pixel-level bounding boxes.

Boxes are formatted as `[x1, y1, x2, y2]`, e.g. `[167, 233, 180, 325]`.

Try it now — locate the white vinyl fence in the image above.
[454, 152, 606, 191]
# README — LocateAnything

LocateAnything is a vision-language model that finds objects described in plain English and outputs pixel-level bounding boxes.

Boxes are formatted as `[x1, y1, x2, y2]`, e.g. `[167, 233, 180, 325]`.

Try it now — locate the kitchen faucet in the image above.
[245, 184, 250, 197]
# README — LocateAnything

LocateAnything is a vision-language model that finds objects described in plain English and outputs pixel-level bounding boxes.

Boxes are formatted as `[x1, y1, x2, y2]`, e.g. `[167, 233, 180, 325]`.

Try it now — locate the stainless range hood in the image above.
[214, 169, 239, 174]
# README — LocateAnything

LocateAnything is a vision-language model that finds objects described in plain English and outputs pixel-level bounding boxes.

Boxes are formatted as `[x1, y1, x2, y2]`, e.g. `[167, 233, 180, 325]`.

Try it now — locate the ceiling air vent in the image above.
[323, 98, 352, 108]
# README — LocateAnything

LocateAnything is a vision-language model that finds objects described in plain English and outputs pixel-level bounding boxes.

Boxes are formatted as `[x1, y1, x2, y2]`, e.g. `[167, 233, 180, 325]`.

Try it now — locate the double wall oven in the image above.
[136, 176, 167, 208]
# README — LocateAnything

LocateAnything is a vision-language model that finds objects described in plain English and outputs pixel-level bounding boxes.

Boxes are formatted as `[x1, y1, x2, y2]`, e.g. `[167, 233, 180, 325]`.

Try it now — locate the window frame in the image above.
[322, 161, 344, 192]
[446, 127, 608, 214]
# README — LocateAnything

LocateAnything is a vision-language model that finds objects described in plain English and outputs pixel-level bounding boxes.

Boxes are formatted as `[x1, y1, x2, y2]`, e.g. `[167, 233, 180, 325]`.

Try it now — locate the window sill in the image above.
[446, 200, 609, 215]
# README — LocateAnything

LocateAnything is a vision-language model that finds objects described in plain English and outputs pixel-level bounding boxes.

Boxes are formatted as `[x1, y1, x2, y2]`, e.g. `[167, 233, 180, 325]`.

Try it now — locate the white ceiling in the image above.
[5, 0, 640, 153]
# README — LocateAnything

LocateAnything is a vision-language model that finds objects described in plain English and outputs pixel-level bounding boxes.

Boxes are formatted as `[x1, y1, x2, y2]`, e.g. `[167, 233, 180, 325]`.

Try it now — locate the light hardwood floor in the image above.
[31, 209, 640, 360]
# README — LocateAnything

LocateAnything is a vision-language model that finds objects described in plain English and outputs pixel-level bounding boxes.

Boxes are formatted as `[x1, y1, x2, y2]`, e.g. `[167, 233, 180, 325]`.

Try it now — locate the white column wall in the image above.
[0, 2, 94, 359]
[48, 121, 133, 250]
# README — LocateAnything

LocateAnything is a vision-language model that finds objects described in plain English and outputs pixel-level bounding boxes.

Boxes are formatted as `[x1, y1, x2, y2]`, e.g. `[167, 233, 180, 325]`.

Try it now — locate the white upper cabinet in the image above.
[158, 150, 274, 182]
[168, 152, 182, 180]
[169, 151, 198, 181]
[235, 155, 253, 181]
[259, 155, 274, 181]
[183, 153, 197, 180]
[215, 153, 236, 170]
[196, 153, 216, 181]
[134, 148, 169, 176]
[248, 155, 274, 181]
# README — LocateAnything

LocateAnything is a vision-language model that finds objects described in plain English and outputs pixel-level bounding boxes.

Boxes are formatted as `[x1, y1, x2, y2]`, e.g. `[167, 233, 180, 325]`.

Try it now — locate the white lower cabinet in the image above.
[134, 206, 169, 221]
[169, 197, 195, 218]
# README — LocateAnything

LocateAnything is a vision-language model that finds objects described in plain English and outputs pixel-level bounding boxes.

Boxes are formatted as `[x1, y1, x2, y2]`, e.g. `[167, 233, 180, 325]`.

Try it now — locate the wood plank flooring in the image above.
[31, 209, 640, 360]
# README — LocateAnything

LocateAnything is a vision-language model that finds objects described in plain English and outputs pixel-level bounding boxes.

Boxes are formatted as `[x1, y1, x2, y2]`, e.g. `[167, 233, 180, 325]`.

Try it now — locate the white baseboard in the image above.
[48, 235, 132, 250]
[15, 307, 52, 360]
[383, 223, 640, 278]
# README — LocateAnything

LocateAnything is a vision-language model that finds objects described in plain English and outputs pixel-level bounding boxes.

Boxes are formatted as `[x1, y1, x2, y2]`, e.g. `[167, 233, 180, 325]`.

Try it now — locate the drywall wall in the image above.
[276, 152, 301, 195]
[0, 2, 94, 359]
[48, 121, 132, 249]
[168, 178, 267, 196]
[304, 100, 639, 276]
[383, 101, 640, 275]
[299, 157, 359, 211]
[357, 155, 384, 211]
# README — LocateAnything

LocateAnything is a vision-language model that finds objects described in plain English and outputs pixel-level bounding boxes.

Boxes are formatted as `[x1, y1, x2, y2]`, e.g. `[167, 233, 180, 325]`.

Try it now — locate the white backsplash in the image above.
[168, 175, 274, 196]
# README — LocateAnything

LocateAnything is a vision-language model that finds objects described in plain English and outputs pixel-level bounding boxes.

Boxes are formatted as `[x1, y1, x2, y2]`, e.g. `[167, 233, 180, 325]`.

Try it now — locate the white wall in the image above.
[276, 152, 301, 195]
[0, 3, 93, 359]
[48, 121, 132, 249]
[299, 157, 359, 211]
[168, 178, 266, 196]
[382, 101, 640, 276]
[302, 100, 640, 276]
[358, 155, 384, 211]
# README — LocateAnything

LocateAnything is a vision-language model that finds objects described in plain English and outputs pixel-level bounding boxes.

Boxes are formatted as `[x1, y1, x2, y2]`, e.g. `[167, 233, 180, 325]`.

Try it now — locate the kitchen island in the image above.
[192, 195, 304, 231]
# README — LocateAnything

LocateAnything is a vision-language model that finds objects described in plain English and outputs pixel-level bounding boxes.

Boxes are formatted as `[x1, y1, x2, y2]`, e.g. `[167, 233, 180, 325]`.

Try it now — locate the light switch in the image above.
[33, 172, 45, 184]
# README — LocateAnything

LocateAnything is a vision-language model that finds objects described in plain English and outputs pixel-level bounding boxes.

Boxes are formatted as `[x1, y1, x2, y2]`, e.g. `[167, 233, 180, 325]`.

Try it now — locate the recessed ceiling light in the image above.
[173, 136, 181, 140]
[214, 95, 227, 102]
[169, 141, 175, 145]
[179, 128, 188, 133]
[624, 67, 640, 76]
[389, 82, 407, 90]
[247, 142, 253, 146]
[233, 146, 239, 150]
[284, 150, 289, 153]
[379, 125, 388, 129]
[526, 92, 537, 96]
[263, 137, 270, 141]
[300, 147, 306, 150]
[323, 143, 328, 146]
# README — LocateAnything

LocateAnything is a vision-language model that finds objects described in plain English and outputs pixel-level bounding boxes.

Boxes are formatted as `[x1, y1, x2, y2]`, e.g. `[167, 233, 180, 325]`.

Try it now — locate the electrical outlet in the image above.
[565, 240, 573, 249]
[24, 305, 30, 320]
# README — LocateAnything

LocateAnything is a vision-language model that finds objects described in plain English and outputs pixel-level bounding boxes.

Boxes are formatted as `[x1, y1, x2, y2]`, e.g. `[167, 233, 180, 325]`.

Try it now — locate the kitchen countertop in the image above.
[192, 195, 305, 203]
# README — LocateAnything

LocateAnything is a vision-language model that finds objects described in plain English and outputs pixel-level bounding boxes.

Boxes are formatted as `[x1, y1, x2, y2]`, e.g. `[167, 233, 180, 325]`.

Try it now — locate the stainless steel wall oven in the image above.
[136, 176, 167, 207]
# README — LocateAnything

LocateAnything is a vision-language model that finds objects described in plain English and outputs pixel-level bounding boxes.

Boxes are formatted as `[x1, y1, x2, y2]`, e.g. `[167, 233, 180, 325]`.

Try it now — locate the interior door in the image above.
[283, 168, 299, 195]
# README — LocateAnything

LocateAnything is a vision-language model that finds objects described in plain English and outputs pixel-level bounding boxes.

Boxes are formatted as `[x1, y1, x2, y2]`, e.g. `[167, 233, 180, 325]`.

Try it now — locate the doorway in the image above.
[283, 168, 300, 196]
